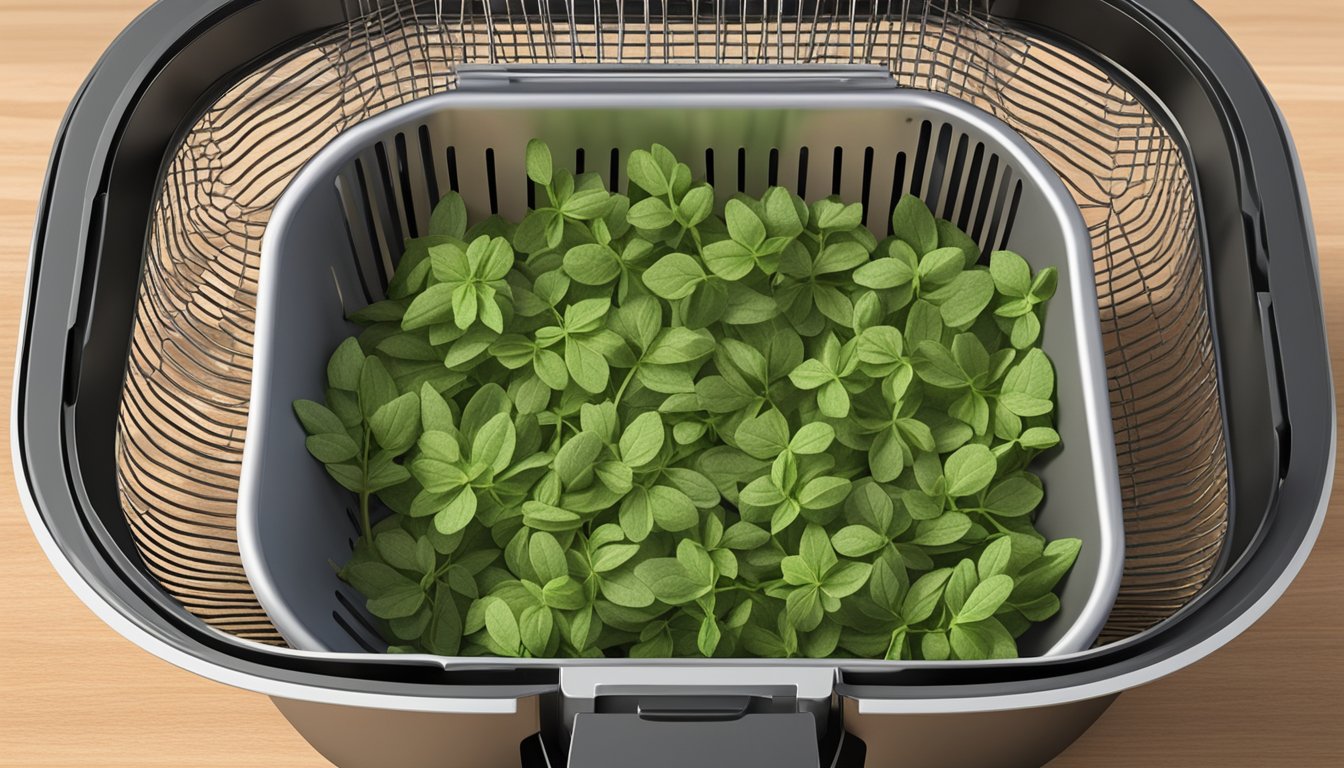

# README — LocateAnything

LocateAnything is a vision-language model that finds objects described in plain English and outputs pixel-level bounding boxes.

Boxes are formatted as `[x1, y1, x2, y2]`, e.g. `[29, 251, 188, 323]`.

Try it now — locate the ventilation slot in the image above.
[860, 147, 875, 225]
[972, 154, 1001, 248]
[484, 148, 499, 214]
[796, 146, 809, 199]
[333, 592, 382, 653]
[942, 134, 970, 220]
[334, 181, 375, 306]
[347, 161, 389, 299]
[887, 152, 908, 233]
[958, 144, 985, 232]
[829, 147, 842, 195]
[418, 125, 440, 205]
[909, 120, 934, 196]
[983, 169, 1016, 254]
[924, 123, 954, 209]
[371, 143, 405, 265]
[393, 133, 419, 239]
[998, 180, 1025, 250]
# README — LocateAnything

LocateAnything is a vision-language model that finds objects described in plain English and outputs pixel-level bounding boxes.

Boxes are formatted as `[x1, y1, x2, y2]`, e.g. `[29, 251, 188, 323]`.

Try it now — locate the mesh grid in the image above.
[115, 0, 1228, 646]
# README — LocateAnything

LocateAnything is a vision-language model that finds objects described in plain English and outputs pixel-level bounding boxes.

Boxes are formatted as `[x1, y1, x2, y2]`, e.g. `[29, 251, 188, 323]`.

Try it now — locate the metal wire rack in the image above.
[115, 0, 1228, 645]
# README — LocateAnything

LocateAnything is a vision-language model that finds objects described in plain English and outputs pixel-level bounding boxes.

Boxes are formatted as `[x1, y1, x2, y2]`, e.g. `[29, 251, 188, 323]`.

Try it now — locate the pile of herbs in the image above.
[293, 140, 1080, 661]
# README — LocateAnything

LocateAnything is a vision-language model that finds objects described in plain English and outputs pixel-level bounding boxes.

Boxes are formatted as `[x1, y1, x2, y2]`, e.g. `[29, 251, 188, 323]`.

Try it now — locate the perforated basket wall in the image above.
[115, 0, 1228, 646]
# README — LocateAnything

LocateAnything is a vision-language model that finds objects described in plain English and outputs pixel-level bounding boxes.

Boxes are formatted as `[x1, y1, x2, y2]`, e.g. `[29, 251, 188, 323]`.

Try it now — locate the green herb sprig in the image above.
[294, 140, 1078, 661]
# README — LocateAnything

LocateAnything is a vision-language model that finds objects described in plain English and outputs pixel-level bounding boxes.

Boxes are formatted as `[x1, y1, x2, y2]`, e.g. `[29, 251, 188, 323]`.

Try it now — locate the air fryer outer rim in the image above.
[12, 0, 1334, 714]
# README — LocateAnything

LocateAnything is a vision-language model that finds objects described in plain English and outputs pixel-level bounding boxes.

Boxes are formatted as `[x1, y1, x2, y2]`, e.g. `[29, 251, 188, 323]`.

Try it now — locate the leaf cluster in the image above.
[294, 141, 1078, 660]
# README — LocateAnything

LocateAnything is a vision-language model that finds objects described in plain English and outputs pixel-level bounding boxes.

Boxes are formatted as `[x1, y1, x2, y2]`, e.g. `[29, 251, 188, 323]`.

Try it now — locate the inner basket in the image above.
[115, 0, 1228, 647]
[237, 84, 1124, 660]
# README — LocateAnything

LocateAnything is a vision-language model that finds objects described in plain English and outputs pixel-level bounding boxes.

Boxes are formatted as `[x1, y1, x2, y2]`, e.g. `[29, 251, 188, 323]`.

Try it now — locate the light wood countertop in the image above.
[0, 1, 1340, 765]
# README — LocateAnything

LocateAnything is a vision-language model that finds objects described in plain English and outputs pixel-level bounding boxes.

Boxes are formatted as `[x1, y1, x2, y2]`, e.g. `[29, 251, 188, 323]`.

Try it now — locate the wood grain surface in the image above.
[0, 2, 1339, 766]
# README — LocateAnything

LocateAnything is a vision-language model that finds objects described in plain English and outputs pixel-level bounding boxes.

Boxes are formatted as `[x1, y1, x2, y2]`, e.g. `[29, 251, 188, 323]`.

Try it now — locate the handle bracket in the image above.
[521, 704, 867, 768]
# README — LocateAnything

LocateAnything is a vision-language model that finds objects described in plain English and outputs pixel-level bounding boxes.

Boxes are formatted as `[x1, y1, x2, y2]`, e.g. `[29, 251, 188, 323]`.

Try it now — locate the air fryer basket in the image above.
[14, 0, 1331, 765]
[118, 0, 1232, 649]
[237, 82, 1124, 661]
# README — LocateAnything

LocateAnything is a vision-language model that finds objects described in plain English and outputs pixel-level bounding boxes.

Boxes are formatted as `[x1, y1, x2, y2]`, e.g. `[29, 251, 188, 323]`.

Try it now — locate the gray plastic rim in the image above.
[238, 85, 1124, 678]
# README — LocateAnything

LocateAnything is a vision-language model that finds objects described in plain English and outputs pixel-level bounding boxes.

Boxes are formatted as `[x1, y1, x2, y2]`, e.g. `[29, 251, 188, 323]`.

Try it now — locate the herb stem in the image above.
[433, 557, 455, 579]
[981, 513, 1012, 534]
[551, 418, 574, 451]
[612, 361, 641, 408]
[358, 426, 373, 543]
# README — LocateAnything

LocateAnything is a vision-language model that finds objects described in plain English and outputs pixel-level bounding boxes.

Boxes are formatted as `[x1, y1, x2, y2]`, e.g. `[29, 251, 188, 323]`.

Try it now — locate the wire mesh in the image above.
[115, 0, 1228, 646]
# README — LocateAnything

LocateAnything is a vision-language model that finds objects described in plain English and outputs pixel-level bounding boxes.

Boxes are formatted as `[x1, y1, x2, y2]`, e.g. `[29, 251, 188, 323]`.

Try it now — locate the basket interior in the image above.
[115, 0, 1229, 648]
[241, 90, 1120, 659]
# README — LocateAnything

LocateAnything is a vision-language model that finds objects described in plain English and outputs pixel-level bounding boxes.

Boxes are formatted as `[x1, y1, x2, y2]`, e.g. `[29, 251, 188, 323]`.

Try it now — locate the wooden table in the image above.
[0, 1, 1339, 766]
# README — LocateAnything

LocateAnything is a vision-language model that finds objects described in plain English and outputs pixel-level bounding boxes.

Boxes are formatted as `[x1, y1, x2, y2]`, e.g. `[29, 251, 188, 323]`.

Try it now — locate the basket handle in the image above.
[521, 700, 868, 767]
[456, 63, 899, 93]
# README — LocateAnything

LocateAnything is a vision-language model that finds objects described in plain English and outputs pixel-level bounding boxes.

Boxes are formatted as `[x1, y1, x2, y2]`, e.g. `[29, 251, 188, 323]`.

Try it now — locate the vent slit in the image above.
[609, 147, 621, 192]
[768, 148, 780, 187]
[958, 143, 985, 231]
[888, 152, 908, 235]
[335, 178, 377, 305]
[831, 147, 844, 196]
[704, 148, 716, 186]
[333, 594, 381, 653]
[446, 146, 460, 192]
[910, 120, 934, 197]
[336, 211, 370, 306]
[973, 154, 1001, 246]
[999, 180, 1025, 250]
[575, 147, 585, 174]
[924, 124, 954, 213]
[737, 147, 747, 193]
[353, 159, 390, 293]
[860, 147, 875, 225]
[942, 135, 970, 221]
[485, 147, 499, 214]
[985, 169, 1015, 255]
[332, 612, 379, 653]
[393, 133, 418, 238]
[796, 147, 809, 199]
[371, 143, 403, 279]
[418, 124, 440, 205]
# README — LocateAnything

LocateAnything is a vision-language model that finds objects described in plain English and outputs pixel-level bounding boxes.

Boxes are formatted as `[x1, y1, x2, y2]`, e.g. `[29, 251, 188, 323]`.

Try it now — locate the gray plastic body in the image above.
[238, 80, 1124, 673]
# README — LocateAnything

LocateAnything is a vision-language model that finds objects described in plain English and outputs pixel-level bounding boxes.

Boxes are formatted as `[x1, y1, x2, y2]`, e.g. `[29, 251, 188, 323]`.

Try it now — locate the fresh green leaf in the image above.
[944, 444, 997, 497]
[619, 412, 665, 467]
[370, 392, 420, 453]
[643, 253, 705, 300]
[891, 195, 938, 254]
